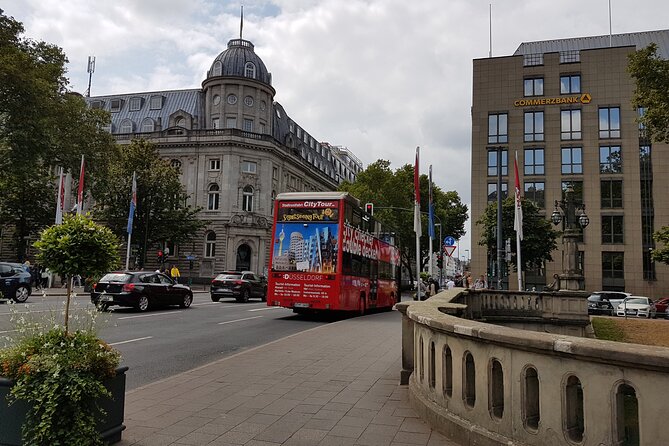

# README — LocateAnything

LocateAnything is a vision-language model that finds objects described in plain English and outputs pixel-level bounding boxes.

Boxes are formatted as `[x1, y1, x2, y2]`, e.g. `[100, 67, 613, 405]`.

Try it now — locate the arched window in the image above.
[175, 117, 185, 127]
[489, 360, 504, 419]
[270, 190, 276, 215]
[236, 244, 252, 271]
[208, 184, 220, 211]
[205, 232, 216, 258]
[212, 61, 222, 76]
[242, 185, 253, 212]
[463, 352, 476, 408]
[245, 62, 256, 78]
[443, 346, 452, 398]
[615, 383, 639, 445]
[429, 341, 436, 389]
[564, 375, 584, 442]
[120, 119, 133, 134]
[141, 117, 154, 132]
[418, 337, 424, 383]
[523, 367, 540, 431]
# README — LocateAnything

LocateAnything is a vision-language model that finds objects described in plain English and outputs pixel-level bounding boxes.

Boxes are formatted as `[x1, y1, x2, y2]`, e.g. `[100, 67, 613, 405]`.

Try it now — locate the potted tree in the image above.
[0, 214, 127, 445]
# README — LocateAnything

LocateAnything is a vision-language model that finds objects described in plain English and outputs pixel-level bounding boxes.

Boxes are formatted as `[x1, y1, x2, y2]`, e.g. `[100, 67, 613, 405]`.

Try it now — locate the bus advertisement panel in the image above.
[269, 199, 340, 309]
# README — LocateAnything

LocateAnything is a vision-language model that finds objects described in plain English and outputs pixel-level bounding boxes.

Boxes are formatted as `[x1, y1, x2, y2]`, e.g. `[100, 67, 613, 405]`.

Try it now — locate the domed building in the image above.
[86, 37, 363, 279]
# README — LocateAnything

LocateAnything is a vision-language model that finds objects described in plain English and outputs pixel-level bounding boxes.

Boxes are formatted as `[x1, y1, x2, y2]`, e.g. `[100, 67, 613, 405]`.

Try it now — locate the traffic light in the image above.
[365, 202, 374, 216]
[157, 250, 163, 264]
[437, 254, 444, 269]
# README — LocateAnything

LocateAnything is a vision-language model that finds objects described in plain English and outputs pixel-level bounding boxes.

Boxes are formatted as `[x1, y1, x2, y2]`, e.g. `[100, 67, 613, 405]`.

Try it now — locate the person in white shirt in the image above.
[446, 278, 455, 289]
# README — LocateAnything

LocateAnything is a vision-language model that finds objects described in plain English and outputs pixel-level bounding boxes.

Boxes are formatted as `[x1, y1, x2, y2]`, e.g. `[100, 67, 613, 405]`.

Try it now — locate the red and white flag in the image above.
[413, 147, 421, 237]
[514, 152, 523, 241]
[55, 167, 65, 224]
[77, 154, 85, 215]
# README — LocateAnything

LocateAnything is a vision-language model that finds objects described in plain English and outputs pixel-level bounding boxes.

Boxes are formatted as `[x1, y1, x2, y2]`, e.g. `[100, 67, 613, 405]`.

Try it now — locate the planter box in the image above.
[0, 366, 128, 446]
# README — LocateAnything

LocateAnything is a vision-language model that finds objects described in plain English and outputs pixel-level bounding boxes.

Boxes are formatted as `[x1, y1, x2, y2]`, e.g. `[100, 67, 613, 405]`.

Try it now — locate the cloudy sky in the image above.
[5, 0, 669, 255]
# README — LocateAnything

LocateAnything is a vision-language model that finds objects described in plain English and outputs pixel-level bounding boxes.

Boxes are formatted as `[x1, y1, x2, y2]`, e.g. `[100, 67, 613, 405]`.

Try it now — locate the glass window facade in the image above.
[488, 114, 508, 144]
[487, 149, 508, 176]
[524, 111, 544, 142]
[601, 180, 623, 208]
[561, 109, 582, 140]
[524, 182, 545, 208]
[524, 148, 544, 175]
[561, 147, 582, 174]
[487, 183, 508, 202]
[524, 78, 544, 96]
[560, 75, 581, 94]
[602, 215, 624, 244]
[600, 146, 622, 173]
[599, 107, 621, 138]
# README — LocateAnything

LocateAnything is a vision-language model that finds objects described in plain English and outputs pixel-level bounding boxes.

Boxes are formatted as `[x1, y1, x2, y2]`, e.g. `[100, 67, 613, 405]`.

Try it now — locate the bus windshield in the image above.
[271, 222, 338, 273]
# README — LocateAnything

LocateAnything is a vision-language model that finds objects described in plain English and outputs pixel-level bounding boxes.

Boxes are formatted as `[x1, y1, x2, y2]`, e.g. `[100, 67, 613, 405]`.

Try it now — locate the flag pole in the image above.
[125, 172, 137, 270]
[428, 165, 434, 279]
[514, 151, 523, 291]
[77, 154, 85, 215]
[414, 147, 422, 300]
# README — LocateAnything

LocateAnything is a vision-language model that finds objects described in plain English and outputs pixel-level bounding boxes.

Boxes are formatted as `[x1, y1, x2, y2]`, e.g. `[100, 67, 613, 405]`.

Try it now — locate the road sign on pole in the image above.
[444, 236, 456, 246]
[443, 245, 456, 257]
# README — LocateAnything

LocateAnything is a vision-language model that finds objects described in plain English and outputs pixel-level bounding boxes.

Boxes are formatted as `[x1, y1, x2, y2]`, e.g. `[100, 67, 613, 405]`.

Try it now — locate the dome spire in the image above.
[240, 5, 244, 39]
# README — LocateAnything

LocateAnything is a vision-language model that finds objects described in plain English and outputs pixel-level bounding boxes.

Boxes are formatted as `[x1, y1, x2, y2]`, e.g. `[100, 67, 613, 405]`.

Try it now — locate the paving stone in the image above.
[393, 431, 431, 445]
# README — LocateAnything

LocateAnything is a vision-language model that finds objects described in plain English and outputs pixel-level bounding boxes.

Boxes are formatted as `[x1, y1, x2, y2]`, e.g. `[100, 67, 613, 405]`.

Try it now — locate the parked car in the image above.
[588, 291, 632, 314]
[91, 271, 193, 312]
[0, 262, 32, 302]
[654, 297, 669, 316]
[616, 296, 656, 318]
[211, 271, 267, 303]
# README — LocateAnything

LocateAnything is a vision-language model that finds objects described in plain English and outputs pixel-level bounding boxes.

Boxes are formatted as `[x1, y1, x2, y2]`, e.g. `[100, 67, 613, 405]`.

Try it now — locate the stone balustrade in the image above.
[397, 289, 669, 446]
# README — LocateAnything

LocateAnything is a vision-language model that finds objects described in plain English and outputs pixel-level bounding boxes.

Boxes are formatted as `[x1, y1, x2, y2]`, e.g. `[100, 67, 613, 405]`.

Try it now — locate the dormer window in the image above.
[110, 99, 123, 112]
[212, 61, 222, 77]
[90, 100, 104, 110]
[245, 62, 256, 78]
[120, 119, 133, 133]
[129, 97, 142, 111]
[149, 95, 164, 110]
[141, 118, 154, 132]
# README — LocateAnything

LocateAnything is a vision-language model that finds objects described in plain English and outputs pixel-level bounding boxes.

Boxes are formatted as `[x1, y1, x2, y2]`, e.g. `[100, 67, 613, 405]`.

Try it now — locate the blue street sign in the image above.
[444, 236, 456, 246]
[186, 255, 196, 261]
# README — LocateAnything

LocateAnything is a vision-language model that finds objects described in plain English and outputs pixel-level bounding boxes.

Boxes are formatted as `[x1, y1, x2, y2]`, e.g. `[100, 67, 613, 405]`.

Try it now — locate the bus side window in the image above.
[352, 209, 362, 228]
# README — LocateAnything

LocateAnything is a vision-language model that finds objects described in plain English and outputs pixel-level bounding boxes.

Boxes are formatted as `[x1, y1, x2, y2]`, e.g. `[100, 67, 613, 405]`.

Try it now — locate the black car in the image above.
[587, 292, 628, 316]
[0, 262, 32, 302]
[91, 271, 193, 312]
[211, 271, 267, 303]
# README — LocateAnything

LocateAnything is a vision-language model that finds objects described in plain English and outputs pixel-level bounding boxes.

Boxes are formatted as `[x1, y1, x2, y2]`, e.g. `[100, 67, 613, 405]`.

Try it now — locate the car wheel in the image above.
[137, 295, 150, 312]
[241, 289, 250, 303]
[211, 295, 220, 302]
[180, 293, 193, 308]
[13, 286, 29, 303]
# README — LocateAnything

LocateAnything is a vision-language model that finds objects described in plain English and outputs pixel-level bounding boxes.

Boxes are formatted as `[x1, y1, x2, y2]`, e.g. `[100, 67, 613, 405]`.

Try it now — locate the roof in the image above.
[276, 191, 355, 202]
[206, 39, 272, 86]
[86, 89, 202, 131]
[514, 29, 669, 59]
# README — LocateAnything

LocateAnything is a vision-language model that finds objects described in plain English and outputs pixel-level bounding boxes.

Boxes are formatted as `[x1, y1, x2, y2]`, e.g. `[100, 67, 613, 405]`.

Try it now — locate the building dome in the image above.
[206, 39, 272, 86]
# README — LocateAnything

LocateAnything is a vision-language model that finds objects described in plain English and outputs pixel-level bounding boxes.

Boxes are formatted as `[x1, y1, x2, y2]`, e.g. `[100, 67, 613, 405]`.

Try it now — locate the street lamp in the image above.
[435, 223, 442, 286]
[551, 183, 589, 291]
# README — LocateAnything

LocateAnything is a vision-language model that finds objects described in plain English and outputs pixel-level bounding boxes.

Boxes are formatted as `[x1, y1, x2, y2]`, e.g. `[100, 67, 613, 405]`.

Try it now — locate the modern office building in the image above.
[471, 30, 669, 296]
[84, 37, 363, 279]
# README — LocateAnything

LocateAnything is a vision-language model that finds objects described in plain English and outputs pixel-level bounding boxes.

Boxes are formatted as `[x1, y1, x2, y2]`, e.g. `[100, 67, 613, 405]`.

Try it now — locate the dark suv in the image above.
[0, 262, 32, 302]
[211, 271, 267, 303]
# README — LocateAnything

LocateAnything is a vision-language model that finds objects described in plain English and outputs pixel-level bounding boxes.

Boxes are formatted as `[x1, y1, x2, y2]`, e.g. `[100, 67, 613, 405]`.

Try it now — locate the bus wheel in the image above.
[359, 296, 366, 316]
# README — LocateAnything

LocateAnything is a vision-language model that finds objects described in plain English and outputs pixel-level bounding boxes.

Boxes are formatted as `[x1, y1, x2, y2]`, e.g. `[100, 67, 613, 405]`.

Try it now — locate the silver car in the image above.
[616, 296, 656, 318]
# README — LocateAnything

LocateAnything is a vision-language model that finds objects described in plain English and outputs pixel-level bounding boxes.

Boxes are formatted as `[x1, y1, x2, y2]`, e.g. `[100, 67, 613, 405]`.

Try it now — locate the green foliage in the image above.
[0, 10, 116, 261]
[92, 139, 207, 266]
[0, 327, 120, 445]
[651, 226, 669, 264]
[477, 197, 560, 271]
[628, 43, 669, 143]
[339, 159, 468, 283]
[591, 317, 627, 342]
[34, 214, 120, 280]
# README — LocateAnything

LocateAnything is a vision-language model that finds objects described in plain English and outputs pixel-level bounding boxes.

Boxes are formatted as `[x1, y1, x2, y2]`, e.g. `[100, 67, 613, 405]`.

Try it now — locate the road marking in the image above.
[191, 302, 238, 307]
[248, 307, 284, 312]
[217, 316, 263, 325]
[109, 336, 153, 346]
[118, 312, 180, 320]
[0, 329, 18, 334]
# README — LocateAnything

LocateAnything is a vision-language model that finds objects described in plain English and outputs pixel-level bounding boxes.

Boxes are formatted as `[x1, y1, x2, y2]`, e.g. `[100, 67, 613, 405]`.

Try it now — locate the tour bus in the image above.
[267, 192, 400, 314]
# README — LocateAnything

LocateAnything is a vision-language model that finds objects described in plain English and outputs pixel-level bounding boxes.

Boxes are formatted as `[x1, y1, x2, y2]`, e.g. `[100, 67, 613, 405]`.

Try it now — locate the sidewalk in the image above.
[116, 310, 456, 446]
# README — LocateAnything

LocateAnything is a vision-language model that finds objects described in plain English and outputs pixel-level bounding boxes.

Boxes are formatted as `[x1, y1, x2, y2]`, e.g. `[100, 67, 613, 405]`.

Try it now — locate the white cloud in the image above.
[5, 0, 669, 254]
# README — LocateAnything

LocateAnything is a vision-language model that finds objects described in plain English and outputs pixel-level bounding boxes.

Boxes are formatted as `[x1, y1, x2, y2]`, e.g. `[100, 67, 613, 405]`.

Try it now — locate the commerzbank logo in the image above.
[514, 93, 591, 107]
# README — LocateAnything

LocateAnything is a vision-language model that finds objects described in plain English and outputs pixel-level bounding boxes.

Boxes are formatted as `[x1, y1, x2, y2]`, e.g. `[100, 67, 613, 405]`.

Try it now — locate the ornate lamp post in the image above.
[551, 183, 590, 291]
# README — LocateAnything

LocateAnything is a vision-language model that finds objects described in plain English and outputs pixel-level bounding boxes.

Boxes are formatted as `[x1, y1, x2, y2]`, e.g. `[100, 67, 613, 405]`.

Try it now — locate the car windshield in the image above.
[216, 274, 242, 280]
[624, 298, 648, 305]
[99, 273, 132, 283]
[587, 294, 602, 302]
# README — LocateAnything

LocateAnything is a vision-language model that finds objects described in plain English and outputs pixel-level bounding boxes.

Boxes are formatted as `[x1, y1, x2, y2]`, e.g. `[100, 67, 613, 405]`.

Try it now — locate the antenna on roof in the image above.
[608, 0, 612, 47]
[240, 5, 244, 39]
[86, 56, 95, 97]
[488, 4, 493, 58]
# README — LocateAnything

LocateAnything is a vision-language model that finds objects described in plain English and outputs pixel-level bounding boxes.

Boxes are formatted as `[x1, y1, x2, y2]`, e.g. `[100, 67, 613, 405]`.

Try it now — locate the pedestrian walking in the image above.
[474, 274, 488, 290]
[170, 264, 181, 283]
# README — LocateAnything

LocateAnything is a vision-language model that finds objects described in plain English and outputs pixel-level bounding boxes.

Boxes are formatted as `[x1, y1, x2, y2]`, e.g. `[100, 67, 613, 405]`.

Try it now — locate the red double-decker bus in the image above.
[267, 192, 400, 314]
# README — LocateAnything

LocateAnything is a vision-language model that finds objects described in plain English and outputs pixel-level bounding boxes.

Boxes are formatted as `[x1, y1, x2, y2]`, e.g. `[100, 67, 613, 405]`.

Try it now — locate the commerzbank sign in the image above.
[514, 93, 592, 107]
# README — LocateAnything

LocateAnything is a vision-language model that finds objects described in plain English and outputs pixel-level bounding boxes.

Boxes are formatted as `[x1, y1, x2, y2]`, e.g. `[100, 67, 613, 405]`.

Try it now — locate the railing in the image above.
[398, 290, 669, 445]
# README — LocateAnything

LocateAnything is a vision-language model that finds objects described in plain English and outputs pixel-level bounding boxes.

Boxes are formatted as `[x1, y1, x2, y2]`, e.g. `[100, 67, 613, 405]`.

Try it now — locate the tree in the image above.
[339, 159, 468, 285]
[651, 227, 669, 264]
[477, 197, 560, 272]
[0, 10, 116, 260]
[628, 43, 669, 143]
[92, 139, 207, 267]
[34, 214, 120, 332]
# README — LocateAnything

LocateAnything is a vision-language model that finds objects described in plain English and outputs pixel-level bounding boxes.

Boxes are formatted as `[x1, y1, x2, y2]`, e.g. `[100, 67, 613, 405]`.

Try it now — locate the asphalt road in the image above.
[0, 291, 381, 390]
